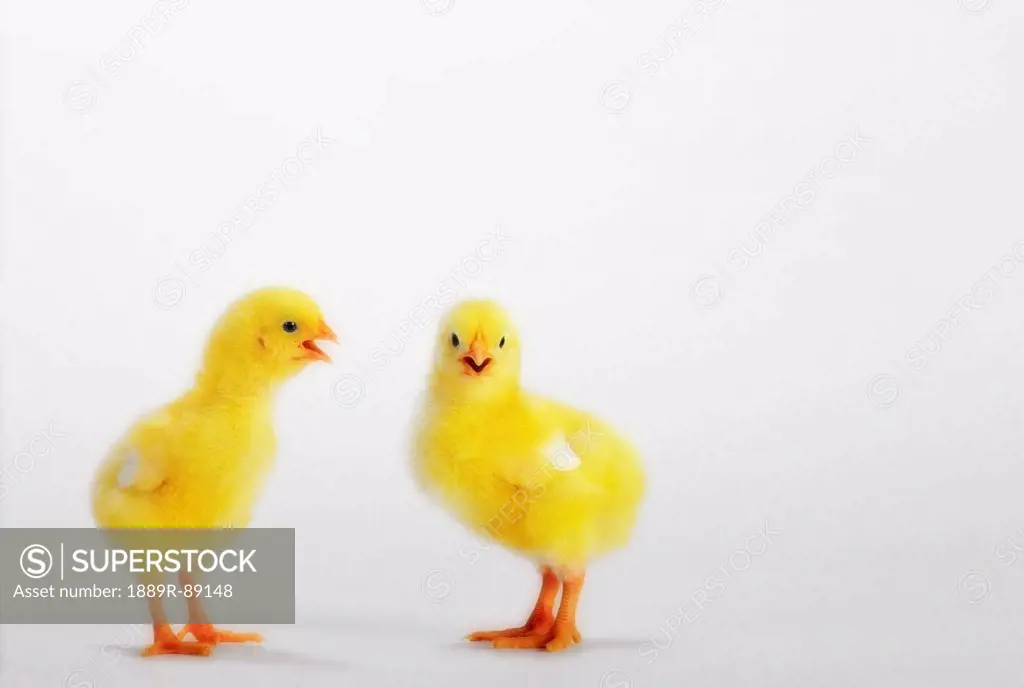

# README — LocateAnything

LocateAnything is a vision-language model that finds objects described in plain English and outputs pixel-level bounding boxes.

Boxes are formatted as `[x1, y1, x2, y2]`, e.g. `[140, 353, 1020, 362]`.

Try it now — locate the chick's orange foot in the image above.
[141, 624, 213, 657]
[491, 624, 581, 652]
[468, 566, 561, 643]
[466, 614, 555, 642]
[178, 623, 263, 645]
[489, 570, 585, 651]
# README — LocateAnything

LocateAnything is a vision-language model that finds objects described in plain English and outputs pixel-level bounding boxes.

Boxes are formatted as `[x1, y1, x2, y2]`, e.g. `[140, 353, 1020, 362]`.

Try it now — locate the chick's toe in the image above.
[490, 623, 579, 651]
[178, 624, 263, 645]
[141, 625, 213, 657]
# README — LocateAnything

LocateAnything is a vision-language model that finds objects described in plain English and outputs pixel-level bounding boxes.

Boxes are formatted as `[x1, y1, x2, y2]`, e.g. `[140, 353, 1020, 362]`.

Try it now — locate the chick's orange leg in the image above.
[467, 566, 559, 642]
[493, 570, 584, 652]
[141, 593, 212, 657]
[176, 571, 263, 645]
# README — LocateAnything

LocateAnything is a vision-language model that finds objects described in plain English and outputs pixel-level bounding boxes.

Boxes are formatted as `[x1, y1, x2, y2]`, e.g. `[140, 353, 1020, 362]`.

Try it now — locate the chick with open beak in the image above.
[300, 320, 339, 363]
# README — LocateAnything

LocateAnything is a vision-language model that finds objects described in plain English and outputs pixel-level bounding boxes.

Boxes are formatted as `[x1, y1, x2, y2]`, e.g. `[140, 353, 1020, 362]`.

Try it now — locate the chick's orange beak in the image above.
[461, 338, 493, 375]
[300, 319, 338, 363]
[317, 320, 338, 344]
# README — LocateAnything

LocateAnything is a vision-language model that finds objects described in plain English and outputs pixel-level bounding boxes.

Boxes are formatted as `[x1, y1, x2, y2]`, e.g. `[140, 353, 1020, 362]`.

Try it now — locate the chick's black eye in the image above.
[450, 333, 460, 348]
[499, 336, 506, 349]
[282, 321, 298, 333]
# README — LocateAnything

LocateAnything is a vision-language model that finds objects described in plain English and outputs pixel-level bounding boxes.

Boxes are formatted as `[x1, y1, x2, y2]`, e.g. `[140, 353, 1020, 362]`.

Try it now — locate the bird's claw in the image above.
[177, 623, 263, 645]
[466, 626, 542, 642]
[141, 640, 213, 657]
[467, 615, 555, 642]
[142, 625, 213, 657]
[488, 624, 580, 651]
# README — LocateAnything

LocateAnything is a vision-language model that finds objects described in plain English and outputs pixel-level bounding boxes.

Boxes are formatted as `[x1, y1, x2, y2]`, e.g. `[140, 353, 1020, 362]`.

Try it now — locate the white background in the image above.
[2, 0, 1024, 686]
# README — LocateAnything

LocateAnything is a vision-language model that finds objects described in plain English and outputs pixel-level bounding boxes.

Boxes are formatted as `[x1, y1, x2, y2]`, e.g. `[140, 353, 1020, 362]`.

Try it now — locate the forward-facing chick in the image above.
[91, 286, 337, 657]
[411, 299, 645, 652]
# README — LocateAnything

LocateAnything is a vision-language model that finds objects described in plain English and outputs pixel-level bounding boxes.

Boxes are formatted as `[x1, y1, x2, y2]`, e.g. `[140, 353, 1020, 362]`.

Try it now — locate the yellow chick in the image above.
[91, 286, 337, 657]
[412, 299, 645, 652]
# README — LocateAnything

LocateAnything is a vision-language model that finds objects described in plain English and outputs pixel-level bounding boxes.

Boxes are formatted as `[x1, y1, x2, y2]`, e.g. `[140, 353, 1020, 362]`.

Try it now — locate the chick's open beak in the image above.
[300, 319, 338, 363]
[462, 338, 493, 375]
